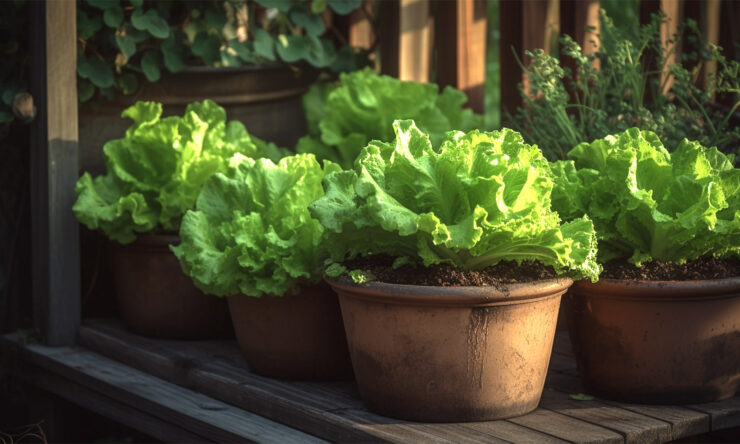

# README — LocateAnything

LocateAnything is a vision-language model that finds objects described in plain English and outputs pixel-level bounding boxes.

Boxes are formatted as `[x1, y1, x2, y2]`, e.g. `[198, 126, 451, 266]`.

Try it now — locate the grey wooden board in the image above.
[1, 334, 325, 443]
[508, 408, 623, 444]
[688, 397, 740, 430]
[27, 370, 207, 443]
[539, 390, 673, 443]
[76, 319, 740, 443]
[544, 368, 712, 440]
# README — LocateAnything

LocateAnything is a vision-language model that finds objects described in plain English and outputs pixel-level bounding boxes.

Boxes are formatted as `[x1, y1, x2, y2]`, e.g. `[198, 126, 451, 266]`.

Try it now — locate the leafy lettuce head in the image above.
[551, 128, 740, 266]
[172, 154, 342, 297]
[73, 100, 287, 243]
[296, 68, 483, 169]
[309, 120, 601, 281]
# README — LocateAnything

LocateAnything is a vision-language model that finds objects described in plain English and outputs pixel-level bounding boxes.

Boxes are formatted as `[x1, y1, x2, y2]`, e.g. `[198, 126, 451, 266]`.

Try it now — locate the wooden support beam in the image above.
[379, 0, 432, 83]
[348, 0, 375, 50]
[436, 0, 488, 114]
[498, 0, 523, 116]
[28, 1, 80, 346]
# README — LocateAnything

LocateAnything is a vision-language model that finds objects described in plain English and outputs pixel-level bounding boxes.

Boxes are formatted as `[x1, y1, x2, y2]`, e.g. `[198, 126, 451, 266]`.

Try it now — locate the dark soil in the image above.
[602, 256, 740, 280]
[340, 255, 558, 287]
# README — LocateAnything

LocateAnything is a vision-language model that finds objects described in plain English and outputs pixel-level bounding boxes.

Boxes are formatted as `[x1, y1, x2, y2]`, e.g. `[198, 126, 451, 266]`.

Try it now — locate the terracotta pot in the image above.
[567, 278, 740, 404]
[228, 284, 353, 381]
[108, 234, 232, 339]
[79, 64, 318, 175]
[325, 275, 573, 422]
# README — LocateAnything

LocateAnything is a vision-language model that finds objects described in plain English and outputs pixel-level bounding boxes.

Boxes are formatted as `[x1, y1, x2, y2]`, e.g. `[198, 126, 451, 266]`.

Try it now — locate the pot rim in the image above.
[571, 276, 740, 301]
[324, 275, 572, 307]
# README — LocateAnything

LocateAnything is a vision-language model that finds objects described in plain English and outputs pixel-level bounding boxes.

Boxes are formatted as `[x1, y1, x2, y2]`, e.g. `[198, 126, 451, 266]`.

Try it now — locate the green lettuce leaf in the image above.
[310, 120, 601, 281]
[551, 128, 740, 265]
[172, 154, 341, 297]
[73, 100, 288, 244]
[297, 69, 483, 169]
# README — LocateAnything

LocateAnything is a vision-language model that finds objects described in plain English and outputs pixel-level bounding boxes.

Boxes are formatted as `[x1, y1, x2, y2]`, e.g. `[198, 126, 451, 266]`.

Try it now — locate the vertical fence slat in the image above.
[499, 0, 523, 116]
[436, 0, 487, 113]
[29, 1, 81, 346]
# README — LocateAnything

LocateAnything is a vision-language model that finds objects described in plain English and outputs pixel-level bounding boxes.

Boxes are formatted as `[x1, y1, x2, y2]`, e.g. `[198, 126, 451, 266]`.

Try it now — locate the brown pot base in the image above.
[109, 234, 232, 340]
[567, 278, 740, 404]
[228, 284, 353, 381]
[326, 276, 573, 422]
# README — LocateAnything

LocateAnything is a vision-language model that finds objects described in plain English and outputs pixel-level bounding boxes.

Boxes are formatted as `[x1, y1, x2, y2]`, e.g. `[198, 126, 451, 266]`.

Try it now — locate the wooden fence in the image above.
[339, 0, 739, 116]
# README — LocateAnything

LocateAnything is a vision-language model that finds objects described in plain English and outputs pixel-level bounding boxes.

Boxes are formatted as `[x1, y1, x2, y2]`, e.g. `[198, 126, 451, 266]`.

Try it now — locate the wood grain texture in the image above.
[72, 320, 740, 443]
[688, 398, 740, 430]
[435, 0, 487, 113]
[398, 0, 431, 83]
[540, 390, 673, 443]
[29, 0, 80, 346]
[2, 333, 325, 443]
[509, 407, 624, 444]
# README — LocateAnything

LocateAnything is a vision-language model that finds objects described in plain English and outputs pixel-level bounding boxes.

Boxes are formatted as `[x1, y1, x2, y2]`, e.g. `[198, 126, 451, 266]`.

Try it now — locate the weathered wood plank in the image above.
[539, 390, 672, 443]
[398, 0, 431, 83]
[435, 0, 487, 113]
[606, 403, 710, 441]
[688, 397, 740, 430]
[509, 407, 624, 444]
[3, 334, 325, 443]
[466, 418, 572, 443]
[78, 319, 740, 443]
[29, 0, 80, 346]
[79, 320, 502, 442]
[28, 371, 208, 443]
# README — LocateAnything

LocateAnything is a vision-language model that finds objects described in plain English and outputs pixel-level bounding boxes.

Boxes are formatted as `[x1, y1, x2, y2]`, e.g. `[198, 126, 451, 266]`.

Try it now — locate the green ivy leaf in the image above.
[117, 72, 139, 95]
[569, 393, 595, 401]
[115, 33, 136, 57]
[103, 5, 124, 28]
[126, 26, 149, 43]
[204, 8, 227, 30]
[161, 31, 186, 72]
[141, 51, 162, 82]
[131, 8, 169, 39]
[305, 35, 335, 67]
[253, 0, 292, 13]
[220, 47, 242, 67]
[253, 28, 276, 61]
[77, 55, 114, 88]
[86, 0, 117, 10]
[191, 32, 222, 66]
[330, 45, 360, 72]
[290, 8, 325, 36]
[275, 34, 308, 63]
[327, 0, 361, 15]
[228, 39, 255, 64]
[78, 79, 95, 102]
[77, 10, 103, 40]
[129, 0, 143, 7]
[311, 0, 328, 14]
[100, 86, 115, 100]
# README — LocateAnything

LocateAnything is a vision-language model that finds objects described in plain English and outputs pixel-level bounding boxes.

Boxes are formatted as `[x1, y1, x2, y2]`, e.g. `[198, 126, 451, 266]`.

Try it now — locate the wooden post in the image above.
[499, 0, 523, 116]
[435, 0, 488, 114]
[29, 1, 80, 346]
[379, 0, 432, 83]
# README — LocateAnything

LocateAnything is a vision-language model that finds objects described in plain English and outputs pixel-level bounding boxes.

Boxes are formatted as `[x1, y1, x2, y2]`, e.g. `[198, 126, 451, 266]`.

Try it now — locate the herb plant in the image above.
[172, 154, 341, 297]
[77, 0, 370, 102]
[296, 69, 483, 168]
[551, 128, 740, 266]
[510, 11, 740, 161]
[73, 100, 286, 243]
[310, 120, 601, 281]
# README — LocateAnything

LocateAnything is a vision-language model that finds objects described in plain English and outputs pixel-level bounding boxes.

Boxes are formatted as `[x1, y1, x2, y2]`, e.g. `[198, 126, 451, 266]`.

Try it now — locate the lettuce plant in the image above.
[310, 120, 601, 281]
[172, 154, 340, 297]
[551, 128, 740, 266]
[73, 100, 286, 244]
[296, 69, 483, 169]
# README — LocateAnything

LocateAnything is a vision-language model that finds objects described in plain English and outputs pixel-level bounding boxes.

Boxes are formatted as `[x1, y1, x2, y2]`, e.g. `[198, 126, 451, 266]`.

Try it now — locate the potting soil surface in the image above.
[340, 255, 558, 286]
[602, 256, 740, 280]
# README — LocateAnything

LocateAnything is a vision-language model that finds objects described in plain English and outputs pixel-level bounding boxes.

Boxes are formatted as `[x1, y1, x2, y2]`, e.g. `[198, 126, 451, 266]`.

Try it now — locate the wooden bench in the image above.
[5, 319, 738, 443]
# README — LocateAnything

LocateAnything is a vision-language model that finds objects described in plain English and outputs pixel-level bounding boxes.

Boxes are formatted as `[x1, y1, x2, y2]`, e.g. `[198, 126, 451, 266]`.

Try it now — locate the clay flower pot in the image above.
[227, 283, 353, 381]
[325, 275, 573, 422]
[566, 277, 740, 404]
[108, 234, 232, 339]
